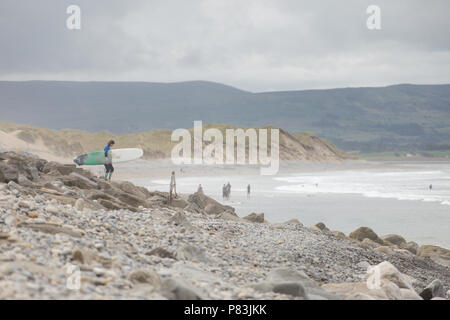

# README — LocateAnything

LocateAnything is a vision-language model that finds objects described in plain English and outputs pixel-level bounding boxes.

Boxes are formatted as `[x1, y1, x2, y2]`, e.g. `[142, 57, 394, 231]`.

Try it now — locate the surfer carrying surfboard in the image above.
[104, 140, 115, 181]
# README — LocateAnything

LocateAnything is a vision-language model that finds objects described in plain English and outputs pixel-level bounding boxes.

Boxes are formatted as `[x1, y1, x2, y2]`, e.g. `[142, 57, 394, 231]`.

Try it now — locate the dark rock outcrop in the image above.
[243, 213, 265, 223]
[0, 151, 164, 212]
[187, 191, 236, 216]
[349, 227, 385, 245]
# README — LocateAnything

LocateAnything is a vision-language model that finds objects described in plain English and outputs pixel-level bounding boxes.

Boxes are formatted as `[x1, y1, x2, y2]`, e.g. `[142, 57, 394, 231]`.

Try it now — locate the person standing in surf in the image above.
[226, 182, 231, 200]
[169, 171, 177, 205]
[104, 140, 115, 181]
[222, 184, 226, 200]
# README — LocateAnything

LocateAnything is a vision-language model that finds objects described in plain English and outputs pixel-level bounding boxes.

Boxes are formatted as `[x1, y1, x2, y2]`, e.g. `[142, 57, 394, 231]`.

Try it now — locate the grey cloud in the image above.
[0, 0, 449, 91]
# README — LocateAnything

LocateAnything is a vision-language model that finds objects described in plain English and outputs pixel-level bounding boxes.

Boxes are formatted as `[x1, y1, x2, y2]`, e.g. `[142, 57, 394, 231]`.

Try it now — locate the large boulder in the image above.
[204, 202, 227, 215]
[0, 162, 19, 183]
[284, 219, 302, 225]
[61, 172, 98, 190]
[324, 261, 421, 300]
[171, 198, 189, 209]
[404, 241, 419, 255]
[187, 191, 236, 216]
[330, 230, 347, 239]
[243, 213, 265, 223]
[161, 278, 205, 300]
[216, 211, 243, 222]
[322, 282, 389, 300]
[249, 268, 340, 300]
[417, 245, 450, 267]
[364, 261, 415, 291]
[98, 198, 135, 212]
[349, 227, 385, 245]
[56, 164, 78, 176]
[315, 222, 330, 231]
[111, 190, 150, 209]
[374, 246, 394, 255]
[0, 152, 45, 183]
[112, 181, 150, 199]
[419, 279, 445, 300]
[382, 234, 407, 247]
[361, 238, 381, 249]
[86, 189, 116, 202]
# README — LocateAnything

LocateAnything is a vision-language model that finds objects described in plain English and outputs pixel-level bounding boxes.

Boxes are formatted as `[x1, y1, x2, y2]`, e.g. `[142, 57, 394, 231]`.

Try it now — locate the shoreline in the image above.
[1, 151, 449, 300]
[122, 160, 450, 250]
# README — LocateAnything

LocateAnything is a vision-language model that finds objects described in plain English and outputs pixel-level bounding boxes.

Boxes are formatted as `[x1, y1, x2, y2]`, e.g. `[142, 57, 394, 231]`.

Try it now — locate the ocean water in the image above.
[144, 162, 450, 248]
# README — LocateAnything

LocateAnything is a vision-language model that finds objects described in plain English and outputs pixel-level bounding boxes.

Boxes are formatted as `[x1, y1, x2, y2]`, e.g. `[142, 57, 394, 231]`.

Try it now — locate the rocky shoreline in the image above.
[0, 151, 449, 300]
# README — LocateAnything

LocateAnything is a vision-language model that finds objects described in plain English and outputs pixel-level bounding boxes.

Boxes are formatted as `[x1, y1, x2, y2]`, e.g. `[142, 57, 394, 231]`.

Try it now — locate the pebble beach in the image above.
[1, 151, 449, 300]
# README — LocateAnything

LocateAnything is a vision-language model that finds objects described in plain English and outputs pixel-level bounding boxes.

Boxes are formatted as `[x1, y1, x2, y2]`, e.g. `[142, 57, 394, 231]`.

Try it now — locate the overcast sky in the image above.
[0, 0, 449, 92]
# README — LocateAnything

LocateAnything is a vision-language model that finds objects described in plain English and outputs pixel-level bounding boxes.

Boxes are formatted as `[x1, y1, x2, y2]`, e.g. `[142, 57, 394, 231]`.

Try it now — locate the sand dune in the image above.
[0, 130, 72, 163]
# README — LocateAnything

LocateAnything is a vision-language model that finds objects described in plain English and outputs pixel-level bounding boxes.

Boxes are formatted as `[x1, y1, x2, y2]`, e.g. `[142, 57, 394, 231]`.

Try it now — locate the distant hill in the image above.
[0, 122, 350, 162]
[1, 81, 449, 152]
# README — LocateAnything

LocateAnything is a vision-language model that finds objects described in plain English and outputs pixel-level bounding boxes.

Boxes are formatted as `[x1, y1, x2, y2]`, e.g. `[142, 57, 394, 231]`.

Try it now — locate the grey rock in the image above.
[420, 279, 445, 300]
[283, 219, 302, 225]
[250, 268, 340, 300]
[187, 191, 235, 215]
[382, 234, 407, 246]
[404, 241, 419, 255]
[18, 222, 82, 238]
[161, 278, 204, 300]
[243, 213, 265, 223]
[0, 162, 19, 183]
[61, 172, 98, 190]
[349, 227, 385, 245]
[273, 282, 307, 297]
[170, 198, 189, 209]
[315, 222, 329, 231]
[357, 261, 371, 270]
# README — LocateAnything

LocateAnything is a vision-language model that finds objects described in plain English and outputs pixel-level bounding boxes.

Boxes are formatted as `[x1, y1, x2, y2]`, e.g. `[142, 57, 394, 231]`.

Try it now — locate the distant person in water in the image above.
[247, 184, 251, 198]
[429, 184, 433, 190]
[226, 182, 231, 200]
[197, 184, 203, 193]
[169, 171, 177, 205]
[104, 140, 115, 181]
[222, 184, 226, 200]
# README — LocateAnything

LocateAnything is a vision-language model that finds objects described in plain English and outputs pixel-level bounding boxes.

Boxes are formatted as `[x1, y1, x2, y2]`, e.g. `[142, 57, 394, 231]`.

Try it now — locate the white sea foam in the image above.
[274, 168, 450, 205]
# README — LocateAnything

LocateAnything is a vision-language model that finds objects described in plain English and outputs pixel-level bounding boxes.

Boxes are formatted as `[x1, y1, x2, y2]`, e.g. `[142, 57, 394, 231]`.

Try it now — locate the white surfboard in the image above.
[111, 148, 144, 163]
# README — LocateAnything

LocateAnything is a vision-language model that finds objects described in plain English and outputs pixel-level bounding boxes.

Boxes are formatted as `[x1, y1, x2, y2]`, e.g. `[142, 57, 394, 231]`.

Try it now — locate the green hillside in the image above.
[1, 81, 449, 153]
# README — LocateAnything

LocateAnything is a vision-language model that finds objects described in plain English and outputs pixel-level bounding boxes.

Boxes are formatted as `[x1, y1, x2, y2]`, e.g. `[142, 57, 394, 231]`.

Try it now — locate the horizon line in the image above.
[0, 79, 449, 94]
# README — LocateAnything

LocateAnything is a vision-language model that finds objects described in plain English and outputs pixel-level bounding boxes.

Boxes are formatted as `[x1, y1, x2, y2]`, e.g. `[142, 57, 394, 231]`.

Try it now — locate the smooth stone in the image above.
[420, 279, 445, 300]
[161, 278, 205, 300]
